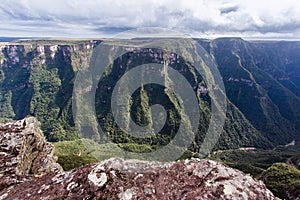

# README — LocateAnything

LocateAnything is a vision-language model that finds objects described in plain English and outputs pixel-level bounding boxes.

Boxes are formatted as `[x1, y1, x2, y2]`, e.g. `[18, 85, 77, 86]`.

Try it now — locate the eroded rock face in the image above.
[0, 117, 62, 192]
[0, 118, 275, 200]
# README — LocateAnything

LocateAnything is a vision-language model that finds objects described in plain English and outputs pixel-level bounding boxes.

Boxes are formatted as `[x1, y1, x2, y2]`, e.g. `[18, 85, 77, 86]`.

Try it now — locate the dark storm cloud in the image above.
[220, 6, 239, 15]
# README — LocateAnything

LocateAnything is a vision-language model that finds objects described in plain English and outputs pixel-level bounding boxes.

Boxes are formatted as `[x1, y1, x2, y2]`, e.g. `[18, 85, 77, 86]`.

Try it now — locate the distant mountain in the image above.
[0, 37, 52, 42]
[198, 38, 300, 144]
[253, 41, 300, 91]
[0, 37, 27, 42]
[0, 38, 299, 152]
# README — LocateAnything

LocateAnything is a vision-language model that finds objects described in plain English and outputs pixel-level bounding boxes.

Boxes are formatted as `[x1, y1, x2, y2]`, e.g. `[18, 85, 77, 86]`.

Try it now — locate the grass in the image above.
[53, 139, 98, 170]
[210, 145, 300, 171]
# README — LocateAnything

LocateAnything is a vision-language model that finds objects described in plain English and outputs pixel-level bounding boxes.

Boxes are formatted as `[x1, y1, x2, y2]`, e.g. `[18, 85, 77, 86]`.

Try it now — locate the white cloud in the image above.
[0, 0, 300, 38]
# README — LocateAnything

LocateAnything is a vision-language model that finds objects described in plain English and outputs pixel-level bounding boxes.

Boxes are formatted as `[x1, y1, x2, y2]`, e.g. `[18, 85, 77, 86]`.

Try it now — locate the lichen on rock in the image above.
[0, 118, 276, 199]
[0, 117, 62, 191]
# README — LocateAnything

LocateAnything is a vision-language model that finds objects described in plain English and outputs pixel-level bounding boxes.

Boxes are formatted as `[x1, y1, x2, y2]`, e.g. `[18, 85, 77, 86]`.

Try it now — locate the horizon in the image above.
[2, 36, 300, 42]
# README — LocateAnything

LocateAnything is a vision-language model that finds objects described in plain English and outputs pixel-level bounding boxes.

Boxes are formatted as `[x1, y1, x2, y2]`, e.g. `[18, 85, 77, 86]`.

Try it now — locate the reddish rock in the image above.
[0, 117, 62, 193]
[0, 118, 276, 199]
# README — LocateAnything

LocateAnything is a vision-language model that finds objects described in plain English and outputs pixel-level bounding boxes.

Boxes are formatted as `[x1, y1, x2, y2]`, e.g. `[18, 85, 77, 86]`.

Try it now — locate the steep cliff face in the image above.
[0, 118, 276, 199]
[0, 117, 62, 191]
[0, 41, 96, 141]
[95, 46, 271, 150]
[0, 38, 299, 150]
[0, 39, 273, 151]
[253, 41, 300, 90]
[198, 38, 300, 144]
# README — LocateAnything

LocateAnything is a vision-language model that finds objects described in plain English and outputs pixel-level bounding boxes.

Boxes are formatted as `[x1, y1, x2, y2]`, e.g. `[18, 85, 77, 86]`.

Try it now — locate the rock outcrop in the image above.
[0, 118, 276, 199]
[0, 117, 62, 192]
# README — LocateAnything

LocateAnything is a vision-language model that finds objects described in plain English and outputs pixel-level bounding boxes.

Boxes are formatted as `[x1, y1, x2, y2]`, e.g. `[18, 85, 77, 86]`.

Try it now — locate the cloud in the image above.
[220, 5, 239, 15]
[0, 0, 299, 39]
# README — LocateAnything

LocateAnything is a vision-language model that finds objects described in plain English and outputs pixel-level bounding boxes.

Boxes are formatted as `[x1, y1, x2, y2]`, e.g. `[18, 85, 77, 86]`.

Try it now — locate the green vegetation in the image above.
[0, 39, 300, 178]
[0, 91, 15, 119]
[209, 145, 300, 199]
[53, 138, 200, 171]
[203, 38, 300, 144]
[0, 42, 84, 141]
[53, 140, 98, 171]
[30, 67, 62, 139]
[210, 145, 300, 176]
[0, 39, 299, 153]
[260, 163, 300, 199]
[1, 39, 299, 199]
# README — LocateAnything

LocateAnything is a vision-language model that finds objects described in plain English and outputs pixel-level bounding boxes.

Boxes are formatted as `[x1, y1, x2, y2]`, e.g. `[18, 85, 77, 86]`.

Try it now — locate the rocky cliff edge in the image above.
[0, 118, 275, 200]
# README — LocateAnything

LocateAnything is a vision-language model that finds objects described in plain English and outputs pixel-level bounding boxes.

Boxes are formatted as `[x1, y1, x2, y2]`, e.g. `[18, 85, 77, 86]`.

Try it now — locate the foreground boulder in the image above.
[0, 117, 62, 192]
[0, 118, 275, 199]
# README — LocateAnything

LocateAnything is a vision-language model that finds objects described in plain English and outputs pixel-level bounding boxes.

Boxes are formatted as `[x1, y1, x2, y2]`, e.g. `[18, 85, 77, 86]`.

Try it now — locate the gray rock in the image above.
[0, 117, 62, 192]
[0, 118, 276, 199]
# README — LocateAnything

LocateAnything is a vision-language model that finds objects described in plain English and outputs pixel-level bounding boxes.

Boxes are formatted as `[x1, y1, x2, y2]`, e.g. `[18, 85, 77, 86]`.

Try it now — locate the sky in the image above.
[0, 0, 300, 39]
